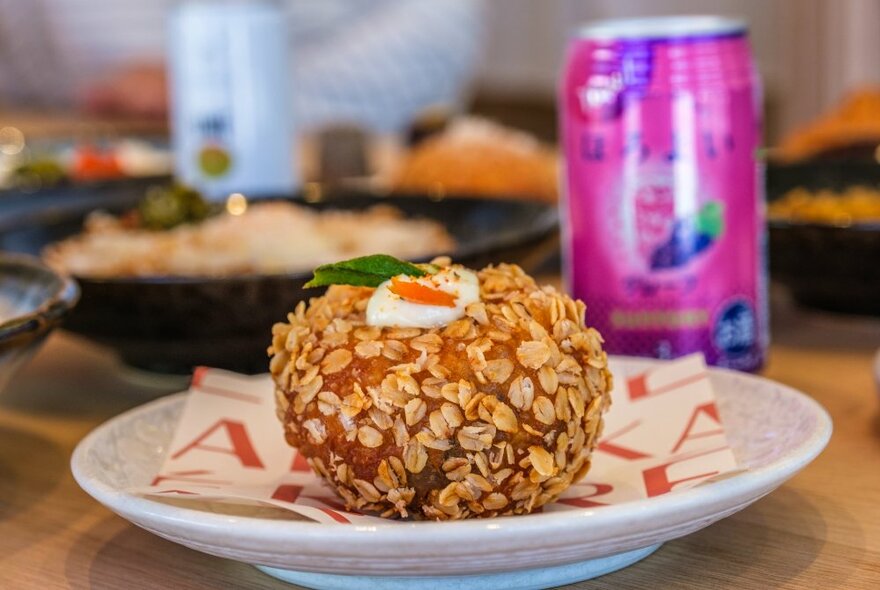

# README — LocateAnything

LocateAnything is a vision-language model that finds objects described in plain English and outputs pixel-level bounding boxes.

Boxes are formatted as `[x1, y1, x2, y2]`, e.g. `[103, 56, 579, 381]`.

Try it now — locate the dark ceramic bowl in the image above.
[768, 220, 880, 315]
[0, 190, 557, 373]
[767, 159, 880, 316]
[0, 253, 79, 391]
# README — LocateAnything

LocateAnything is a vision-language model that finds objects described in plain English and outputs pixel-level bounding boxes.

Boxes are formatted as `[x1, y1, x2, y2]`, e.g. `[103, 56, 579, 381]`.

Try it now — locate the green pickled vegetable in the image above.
[139, 184, 213, 230]
[11, 158, 66, 189]
[304, 254, 430, 288]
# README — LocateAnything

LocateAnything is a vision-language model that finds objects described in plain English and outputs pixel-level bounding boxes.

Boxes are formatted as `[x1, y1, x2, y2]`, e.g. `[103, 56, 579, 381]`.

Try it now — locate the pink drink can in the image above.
[560, 16, 767, 371]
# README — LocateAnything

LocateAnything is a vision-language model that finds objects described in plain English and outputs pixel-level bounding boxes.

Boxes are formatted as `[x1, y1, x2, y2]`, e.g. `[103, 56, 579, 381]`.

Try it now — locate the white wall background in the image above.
[475, 0, 880, 140]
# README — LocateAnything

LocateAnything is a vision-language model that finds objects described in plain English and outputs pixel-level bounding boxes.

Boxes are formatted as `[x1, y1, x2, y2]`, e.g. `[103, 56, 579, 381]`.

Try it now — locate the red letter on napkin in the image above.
[171, 419, 265, 468]
[290, 451, 311, 472]
[627, 372, 708, 402]
[271, 484, 303, 503]
[596, 420, 653, 460]
[670, 402, 724, 454]
[642, 447, 724, 497]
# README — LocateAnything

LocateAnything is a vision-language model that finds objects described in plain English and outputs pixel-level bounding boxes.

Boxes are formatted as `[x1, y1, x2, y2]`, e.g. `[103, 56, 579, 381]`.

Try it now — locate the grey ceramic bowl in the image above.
[0, 253, 79, 392]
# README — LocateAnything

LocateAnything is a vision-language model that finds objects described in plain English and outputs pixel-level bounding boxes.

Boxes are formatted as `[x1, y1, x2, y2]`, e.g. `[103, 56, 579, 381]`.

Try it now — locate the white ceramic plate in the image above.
[71, 358, 832, 590]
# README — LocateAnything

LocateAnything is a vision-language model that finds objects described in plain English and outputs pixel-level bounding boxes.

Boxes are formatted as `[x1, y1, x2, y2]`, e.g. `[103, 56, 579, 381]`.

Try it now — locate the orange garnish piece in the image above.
[389, 276, 457, 307]
[71, 144, 123, 182]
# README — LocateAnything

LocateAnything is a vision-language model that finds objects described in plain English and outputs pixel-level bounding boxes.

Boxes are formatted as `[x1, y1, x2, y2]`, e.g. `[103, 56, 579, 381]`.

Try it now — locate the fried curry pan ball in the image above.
[268, 263, 612, 520]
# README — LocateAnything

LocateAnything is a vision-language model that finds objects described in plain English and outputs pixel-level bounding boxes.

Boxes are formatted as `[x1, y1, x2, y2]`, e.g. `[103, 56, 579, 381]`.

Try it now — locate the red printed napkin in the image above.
[134, 354, 738, 524]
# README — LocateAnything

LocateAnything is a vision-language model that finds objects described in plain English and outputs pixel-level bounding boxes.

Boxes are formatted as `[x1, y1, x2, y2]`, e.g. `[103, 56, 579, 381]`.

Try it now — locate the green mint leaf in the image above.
[304, 268, 386, 288]
[329, 254, 428, 278]
[304, 254, 429, 288]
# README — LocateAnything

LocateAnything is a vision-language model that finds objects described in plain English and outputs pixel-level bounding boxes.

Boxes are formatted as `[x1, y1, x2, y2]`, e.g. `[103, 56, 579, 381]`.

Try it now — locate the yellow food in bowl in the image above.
[768, 186, 880, 225]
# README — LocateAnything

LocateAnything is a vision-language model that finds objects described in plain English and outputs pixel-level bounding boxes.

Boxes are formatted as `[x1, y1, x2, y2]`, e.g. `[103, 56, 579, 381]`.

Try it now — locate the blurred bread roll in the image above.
[393, 117, 558, 202]
[777, 88, 880, 161]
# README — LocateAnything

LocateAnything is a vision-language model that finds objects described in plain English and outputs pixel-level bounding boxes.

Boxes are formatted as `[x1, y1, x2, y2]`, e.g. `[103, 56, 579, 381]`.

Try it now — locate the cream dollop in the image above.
[366, 267, 480, 328]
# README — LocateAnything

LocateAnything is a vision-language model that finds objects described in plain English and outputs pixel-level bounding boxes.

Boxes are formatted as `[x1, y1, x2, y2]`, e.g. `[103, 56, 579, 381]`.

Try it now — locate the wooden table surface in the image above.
[1, 294, 878, 589]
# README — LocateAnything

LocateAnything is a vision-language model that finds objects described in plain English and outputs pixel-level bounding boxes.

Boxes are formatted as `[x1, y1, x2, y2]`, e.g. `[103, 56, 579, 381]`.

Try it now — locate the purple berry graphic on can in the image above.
[650, 201, 724, 270]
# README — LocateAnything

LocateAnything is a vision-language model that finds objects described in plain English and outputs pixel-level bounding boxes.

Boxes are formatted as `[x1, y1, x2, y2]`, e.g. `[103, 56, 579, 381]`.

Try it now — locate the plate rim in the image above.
[71, 357, 833, 547]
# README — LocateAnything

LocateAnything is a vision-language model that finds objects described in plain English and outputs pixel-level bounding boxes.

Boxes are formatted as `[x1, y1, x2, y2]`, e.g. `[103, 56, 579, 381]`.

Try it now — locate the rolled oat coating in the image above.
[268, 263, 613, 520]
